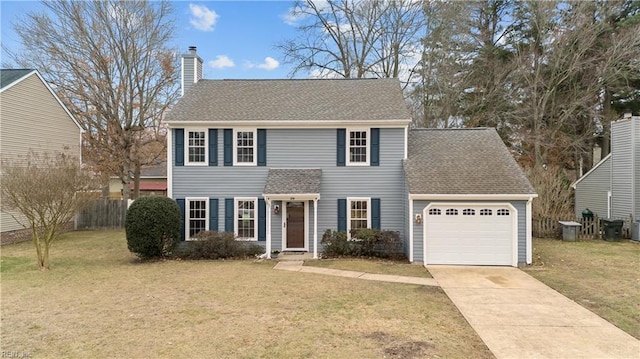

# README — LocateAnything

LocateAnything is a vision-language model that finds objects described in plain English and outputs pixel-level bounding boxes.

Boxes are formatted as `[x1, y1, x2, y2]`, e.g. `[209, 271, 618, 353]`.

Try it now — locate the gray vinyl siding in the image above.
[172, 127, 406, 252]
[574, 156, 611, 219]
[611, 120, 633, 219]
[410, 200, 528, 265]
[0, 73, 82, 233]
[634, 118, 639, 220]
[514, 201, 526, 263]
[403, 178, 410, 258]
[182, 57, 195, 94]
[412, 200, 429, 264]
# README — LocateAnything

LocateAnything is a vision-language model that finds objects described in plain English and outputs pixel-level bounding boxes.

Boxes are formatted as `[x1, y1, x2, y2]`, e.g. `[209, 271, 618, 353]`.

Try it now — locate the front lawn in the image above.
[0, 230, 492, 358]
[524, 237, 640, 339]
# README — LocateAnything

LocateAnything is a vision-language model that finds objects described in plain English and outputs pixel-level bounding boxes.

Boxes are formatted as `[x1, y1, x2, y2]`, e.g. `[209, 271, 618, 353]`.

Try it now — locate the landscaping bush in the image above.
[174, 231, 265, 260]
[125, 196, 181, 259]
[321, 229, 404, 259]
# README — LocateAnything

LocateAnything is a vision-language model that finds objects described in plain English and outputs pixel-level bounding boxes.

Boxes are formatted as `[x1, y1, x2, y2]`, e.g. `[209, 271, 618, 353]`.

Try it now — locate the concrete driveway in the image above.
[428, 266, 639, 359]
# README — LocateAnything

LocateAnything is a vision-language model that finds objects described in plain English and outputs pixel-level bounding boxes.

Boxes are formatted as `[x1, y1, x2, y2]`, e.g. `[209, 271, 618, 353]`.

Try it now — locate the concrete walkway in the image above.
[428, 266, 640, 359]
[273, 261, 438, 286]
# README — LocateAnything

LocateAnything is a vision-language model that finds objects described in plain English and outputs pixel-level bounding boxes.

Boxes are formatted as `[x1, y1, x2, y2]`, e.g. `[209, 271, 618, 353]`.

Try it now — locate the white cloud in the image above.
[246, 57, 280, 71]
[208, 55, 235, 69]
[257, 57, 280, 70]
[282, 6, 306, 25]
[281, 1, 329, 25]
[189, 4, 219, 31]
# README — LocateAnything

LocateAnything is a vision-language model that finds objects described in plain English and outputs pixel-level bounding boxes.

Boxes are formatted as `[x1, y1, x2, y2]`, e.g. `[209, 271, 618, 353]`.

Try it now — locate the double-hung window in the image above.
[234, 129, 256, 165]
[347, 129, 369, 165]
[235, 198, 257, 241]
[186, 198, 208, 239]
[186, 130, 207, 165]
[347, 197, 371, 234]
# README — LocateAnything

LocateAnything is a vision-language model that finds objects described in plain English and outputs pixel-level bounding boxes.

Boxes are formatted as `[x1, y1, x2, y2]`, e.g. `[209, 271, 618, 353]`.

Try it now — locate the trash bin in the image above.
[559, 221, 582, 241]
[601, 219, 623, 241]
[582, 208, 594, 220]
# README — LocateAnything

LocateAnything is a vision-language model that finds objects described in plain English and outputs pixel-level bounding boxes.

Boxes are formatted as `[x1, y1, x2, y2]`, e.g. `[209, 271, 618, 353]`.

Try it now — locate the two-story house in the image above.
[572, 114, 639, 240]
[165, 47, 537, 266]
[0, 69, 83, 242]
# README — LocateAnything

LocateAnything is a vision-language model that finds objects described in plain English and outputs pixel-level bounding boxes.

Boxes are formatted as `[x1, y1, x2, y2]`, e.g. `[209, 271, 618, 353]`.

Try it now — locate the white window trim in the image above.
[185, 129, 208, 166]
[234, 197, 258, 241]
[186, 197, 209, 241]
[347, 197, 371, 237]
[233, 128, 257, 166]
[346, 128, 370, 166]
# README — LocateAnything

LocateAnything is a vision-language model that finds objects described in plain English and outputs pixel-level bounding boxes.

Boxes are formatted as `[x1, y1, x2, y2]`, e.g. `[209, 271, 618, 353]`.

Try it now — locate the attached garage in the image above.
[423, 203, 517, 266]
[403, 128, 537, 267]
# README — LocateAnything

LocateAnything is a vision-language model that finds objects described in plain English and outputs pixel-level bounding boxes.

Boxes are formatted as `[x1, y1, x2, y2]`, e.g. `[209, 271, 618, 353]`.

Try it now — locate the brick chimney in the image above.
[181, 46, 203, 96]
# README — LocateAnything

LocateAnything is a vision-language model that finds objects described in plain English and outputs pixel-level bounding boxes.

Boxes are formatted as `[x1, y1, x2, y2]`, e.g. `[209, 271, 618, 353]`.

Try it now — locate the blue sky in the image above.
[1, 1, 302, 79]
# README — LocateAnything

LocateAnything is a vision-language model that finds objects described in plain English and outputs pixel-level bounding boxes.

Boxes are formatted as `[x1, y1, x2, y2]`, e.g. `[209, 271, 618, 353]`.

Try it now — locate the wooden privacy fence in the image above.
[76, 199, 127, 229]
[533, 215, 633, 239]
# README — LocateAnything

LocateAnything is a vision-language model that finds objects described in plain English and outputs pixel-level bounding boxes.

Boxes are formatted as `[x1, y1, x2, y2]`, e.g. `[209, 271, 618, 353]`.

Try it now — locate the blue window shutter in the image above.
[257, 129, 267, 166]
[175, 129, 184, 166]
[337, 198, 347, 231]
[258, 198, 266, 241]
[208, 129, 218, 166]
[209, 198, 218, 231]
[223, 129, 233, 166]
[225, 198, 234, 232]
[337, 129, 346, 166]
[371, 198, 381, 229]
[371, 128, 380, 166]
[176, 198, 185, 241]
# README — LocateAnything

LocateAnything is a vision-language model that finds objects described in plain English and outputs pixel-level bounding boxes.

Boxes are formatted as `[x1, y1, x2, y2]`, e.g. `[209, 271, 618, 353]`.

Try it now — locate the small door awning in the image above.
[262, 168, 321, 201]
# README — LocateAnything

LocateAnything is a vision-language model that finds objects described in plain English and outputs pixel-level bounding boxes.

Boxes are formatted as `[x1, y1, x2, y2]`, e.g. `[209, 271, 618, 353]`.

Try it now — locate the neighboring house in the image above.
[0, 69, 83, 238]
[572, 114, 639, 238]
[164, 47, 537, 266]
[108, 162, 168, 199]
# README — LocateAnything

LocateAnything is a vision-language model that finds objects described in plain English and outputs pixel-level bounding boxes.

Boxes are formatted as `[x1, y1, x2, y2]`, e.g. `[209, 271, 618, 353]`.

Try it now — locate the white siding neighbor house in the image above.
[573, 114, 639, 239]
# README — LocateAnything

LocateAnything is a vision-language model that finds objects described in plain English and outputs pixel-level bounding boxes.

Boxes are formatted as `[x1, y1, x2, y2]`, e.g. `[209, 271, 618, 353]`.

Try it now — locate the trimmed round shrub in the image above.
[125, 196, 182, 259]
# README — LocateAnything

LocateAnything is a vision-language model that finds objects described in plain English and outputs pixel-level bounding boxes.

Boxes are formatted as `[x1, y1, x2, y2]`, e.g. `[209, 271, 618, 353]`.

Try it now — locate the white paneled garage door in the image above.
[424, 204, 516, 266]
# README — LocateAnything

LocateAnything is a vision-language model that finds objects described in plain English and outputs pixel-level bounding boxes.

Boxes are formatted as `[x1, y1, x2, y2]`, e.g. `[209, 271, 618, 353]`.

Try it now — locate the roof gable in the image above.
[0, 69, 83, 132]
[571, 154, 612, 189]
[404, 128, 536, 195]
[0, 69, 35, 91]
[165, 78, 411, 124]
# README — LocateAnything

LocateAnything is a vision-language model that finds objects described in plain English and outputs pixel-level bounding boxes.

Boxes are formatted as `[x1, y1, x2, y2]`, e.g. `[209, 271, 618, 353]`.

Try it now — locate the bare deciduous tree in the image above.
[510, 1, 640, 169]
[278, 0, 424, 85]
[11, 0, 179, 201]
[1, 152, 98, 270]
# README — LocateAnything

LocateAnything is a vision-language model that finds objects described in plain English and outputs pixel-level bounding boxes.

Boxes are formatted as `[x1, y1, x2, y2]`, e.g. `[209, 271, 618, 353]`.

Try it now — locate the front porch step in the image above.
[276, 252, 315, 261]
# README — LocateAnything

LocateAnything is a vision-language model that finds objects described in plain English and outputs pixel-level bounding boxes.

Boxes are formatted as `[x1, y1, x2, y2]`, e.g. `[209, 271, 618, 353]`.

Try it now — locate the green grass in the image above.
[524, 237, 640, 339]
[0, 230, 492, 358]
[304, 258, 432, 278]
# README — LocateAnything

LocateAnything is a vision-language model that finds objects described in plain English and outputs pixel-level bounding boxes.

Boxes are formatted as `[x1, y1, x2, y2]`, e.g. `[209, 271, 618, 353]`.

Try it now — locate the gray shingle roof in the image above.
[165, 78, 411, 122]
[140, 162, 167, 177]
[263, 168, 322, 195]
[0, 69, 34, 90]
[404, 128, 536, 195]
